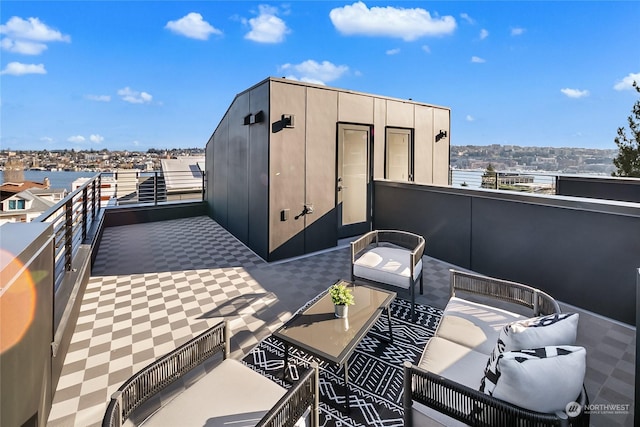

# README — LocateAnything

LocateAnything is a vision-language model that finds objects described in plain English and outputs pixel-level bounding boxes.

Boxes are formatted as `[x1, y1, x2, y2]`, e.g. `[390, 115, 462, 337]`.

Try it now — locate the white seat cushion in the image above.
[435, 297, 526, 355]
[141, 359, 286, 427]
[418, 336, 488, 390]
[353, 246, 422, 290]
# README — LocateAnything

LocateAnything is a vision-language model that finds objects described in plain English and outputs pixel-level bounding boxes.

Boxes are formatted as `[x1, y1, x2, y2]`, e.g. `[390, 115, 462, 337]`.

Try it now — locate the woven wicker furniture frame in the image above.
[102, 321, 320, 427]
[402, 270, 590, 427]
[351, 230, 425, 321]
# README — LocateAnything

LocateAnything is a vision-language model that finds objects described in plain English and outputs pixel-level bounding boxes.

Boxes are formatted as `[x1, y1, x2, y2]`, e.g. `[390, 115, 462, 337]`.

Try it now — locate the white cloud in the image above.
[460, 13, 475, 24]
[118, 87, 153, 104]
[1, 38, 47, 55]
[89, 134, 104, 143]
[466, 115, 475, 122]
[133, 140, 140, 146]
[511, 27, 525, 36]
[85, 94, 111, 102]
[40, 136, 54, 143]
[613, 72, 640, 91]
[0, 61, 46, 75]
[165, 12, 221, 40]
[386, 48, 400, 55]
[471, 56, 486, 63]
[68, 135, 85, 143]
[479, 29, 489, 40]
[244, 5, 290, 43]
[329, 2, 456, 41]
[0, 16, 70, 42]
[561, 88, 589, 98]
[1, 16, 70, 57]
[279, 60, 349, 85]
[422, 45, 431, 53]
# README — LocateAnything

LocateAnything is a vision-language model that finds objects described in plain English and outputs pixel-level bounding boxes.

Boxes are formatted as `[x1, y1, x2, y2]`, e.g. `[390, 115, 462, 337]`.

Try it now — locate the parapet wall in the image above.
[374, 180, 640, 324]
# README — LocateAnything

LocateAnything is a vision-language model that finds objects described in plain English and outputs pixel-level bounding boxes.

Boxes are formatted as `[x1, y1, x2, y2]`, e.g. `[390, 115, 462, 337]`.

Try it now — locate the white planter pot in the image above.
[334, 304, 348, 318]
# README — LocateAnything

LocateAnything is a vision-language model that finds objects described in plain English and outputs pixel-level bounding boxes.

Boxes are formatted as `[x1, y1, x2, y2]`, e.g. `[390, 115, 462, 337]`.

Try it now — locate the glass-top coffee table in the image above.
[273, 280, 396, 414]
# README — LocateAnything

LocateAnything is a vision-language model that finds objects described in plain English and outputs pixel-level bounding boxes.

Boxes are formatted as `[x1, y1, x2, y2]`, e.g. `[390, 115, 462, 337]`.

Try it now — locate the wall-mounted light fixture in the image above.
[435, 129, 448, 142]
[243, 110, 265, 125]
[282, 114, 295, 128]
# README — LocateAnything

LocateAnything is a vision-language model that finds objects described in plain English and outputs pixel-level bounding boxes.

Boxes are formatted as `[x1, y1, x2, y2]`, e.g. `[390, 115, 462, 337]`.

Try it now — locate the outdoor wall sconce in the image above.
[243, 110, 265, 125]
[282, 114, 295, 128]
[436, 129, 448, 142]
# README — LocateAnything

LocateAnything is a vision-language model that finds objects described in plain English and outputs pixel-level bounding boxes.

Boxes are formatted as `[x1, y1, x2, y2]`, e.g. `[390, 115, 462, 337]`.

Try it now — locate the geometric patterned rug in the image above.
[242, 298, 443, 427]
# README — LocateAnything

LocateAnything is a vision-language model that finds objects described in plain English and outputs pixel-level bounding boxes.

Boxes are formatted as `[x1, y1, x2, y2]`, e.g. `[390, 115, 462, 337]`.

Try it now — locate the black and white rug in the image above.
[242, 298, 443, 427]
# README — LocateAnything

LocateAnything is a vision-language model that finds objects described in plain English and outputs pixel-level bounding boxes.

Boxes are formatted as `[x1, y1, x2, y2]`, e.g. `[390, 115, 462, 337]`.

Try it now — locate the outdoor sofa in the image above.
[102, 320, 319, 427]
[403, 270, 590, 426]
[351, 229, 425, 321]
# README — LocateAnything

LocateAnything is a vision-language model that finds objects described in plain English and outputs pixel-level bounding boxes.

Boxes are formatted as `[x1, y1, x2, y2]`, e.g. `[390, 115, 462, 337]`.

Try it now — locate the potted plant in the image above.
[329, 282, 355, 318]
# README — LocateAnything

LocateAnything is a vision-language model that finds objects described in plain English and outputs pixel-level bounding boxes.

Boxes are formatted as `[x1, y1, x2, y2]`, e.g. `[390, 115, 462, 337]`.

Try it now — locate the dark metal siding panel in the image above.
[557, 175, 640, 203]
[212, 118, 228, 227]
[205, 136, 214, 213]
[227, 93, 250, 244]
[373, 181, 472, 267]
[248, 82, 270, 260]
[304, 87, 338, 254]
[471, 196, 639, 324]
[268, 81, 306, 260]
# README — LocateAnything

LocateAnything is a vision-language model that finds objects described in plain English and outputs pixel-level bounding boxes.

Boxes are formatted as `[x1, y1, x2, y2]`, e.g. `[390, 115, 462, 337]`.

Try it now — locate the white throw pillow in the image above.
[480, 346, 586, 413]
[486, 312, 578, 369]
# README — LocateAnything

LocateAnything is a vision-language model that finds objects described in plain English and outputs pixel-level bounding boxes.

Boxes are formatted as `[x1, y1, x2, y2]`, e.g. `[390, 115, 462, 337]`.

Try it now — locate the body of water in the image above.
[0, 170, 99, 192]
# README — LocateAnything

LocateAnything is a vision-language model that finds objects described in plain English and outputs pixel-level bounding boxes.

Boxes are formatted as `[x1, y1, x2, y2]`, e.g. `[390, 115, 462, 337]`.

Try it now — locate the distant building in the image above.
[0, 178, 51, 202]
[72, 176, 116, 206]
[159, 156, 205, 201]
[0, 187, 66, 224]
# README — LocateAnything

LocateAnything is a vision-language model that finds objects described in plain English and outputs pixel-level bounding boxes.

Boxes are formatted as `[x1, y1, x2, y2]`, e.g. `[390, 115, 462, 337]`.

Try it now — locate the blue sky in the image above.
[1, 1, 639, 151]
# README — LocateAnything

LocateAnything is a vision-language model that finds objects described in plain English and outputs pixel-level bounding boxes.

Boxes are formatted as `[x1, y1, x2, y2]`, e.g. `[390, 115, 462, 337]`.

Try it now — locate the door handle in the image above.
[337, 185, 348, 191]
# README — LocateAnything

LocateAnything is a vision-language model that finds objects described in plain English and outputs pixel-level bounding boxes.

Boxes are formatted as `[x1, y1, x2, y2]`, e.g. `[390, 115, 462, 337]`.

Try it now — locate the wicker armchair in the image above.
[351, 230, 425, 321]
[103, 321, 319, 427]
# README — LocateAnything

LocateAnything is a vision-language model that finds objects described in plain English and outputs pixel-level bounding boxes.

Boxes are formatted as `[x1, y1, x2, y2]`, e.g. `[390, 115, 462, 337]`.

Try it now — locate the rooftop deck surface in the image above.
[47, 216, 635, 426]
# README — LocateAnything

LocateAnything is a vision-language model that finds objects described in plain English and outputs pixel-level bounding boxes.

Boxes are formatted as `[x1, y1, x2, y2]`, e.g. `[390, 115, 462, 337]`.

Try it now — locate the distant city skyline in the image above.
[1, 1, 639, 151]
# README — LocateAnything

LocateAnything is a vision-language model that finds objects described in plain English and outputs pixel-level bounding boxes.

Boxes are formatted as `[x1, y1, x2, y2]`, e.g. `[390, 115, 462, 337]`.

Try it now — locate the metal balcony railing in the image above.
[104, 170, 205, 205]
[36, 170, 206, 294]
[38, 173, 103, 291]
[449, 169, 557, 194]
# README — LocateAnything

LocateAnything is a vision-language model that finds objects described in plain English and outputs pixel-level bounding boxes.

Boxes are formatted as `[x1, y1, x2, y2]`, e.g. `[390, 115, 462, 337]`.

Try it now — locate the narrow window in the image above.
[9, 200, 16, 210]
[385, 128, 413, 181]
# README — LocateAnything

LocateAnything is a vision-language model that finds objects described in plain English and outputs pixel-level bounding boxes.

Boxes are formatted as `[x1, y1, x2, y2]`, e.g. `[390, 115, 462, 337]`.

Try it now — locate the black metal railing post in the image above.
[403, 362, 413, 426]
[64, 199, 73, 271]
[154, 171, 158, 206]
[201, 170, 205, 201]
[82, 187, 88, 241]
[91, 178, 97, 220]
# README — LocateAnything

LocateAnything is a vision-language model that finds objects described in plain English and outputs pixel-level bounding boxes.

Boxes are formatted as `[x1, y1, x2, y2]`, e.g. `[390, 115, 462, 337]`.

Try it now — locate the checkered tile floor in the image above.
[47, 216, 635, 427]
